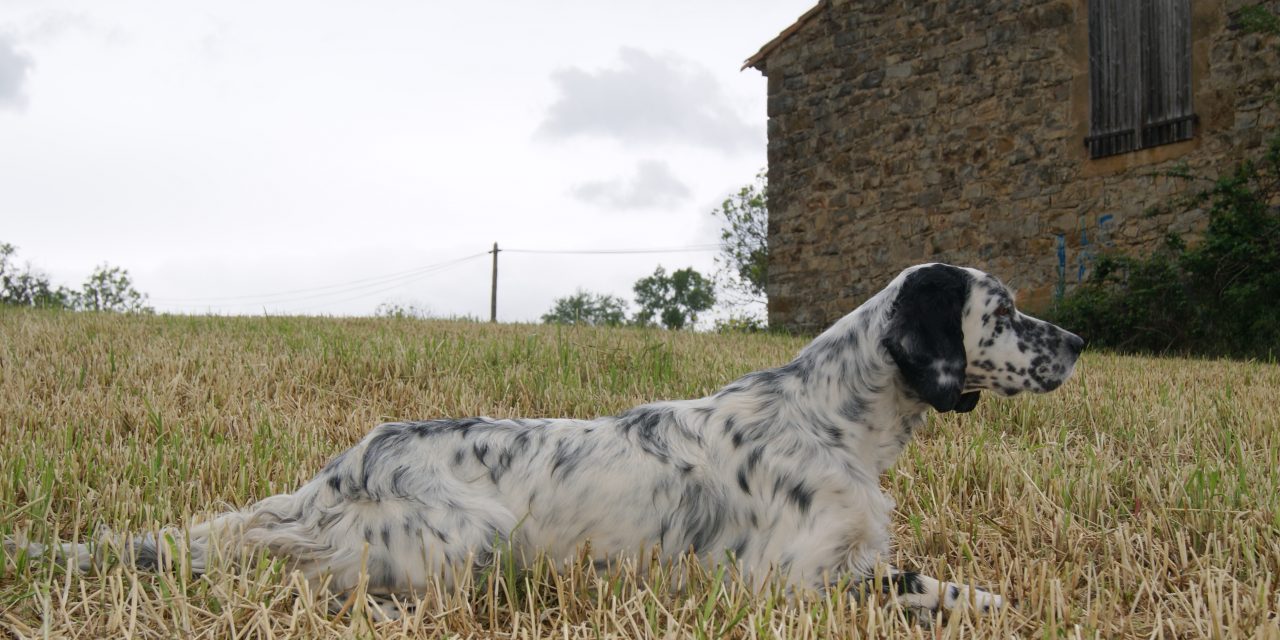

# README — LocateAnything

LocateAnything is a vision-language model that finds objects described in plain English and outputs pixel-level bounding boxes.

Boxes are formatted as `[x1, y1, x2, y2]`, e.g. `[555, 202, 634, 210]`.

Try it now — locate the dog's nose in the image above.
[1065, 333, 1085, 356]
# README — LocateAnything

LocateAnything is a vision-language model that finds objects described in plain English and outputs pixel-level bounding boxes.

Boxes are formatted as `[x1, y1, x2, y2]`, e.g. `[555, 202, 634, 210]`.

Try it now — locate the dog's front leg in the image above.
[870, 568, 1006, 615]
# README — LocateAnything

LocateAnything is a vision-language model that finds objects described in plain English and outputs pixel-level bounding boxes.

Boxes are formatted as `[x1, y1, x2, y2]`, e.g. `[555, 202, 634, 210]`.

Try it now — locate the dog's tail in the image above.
[6, 510, 257, 575]
[4, 490, 331, 575]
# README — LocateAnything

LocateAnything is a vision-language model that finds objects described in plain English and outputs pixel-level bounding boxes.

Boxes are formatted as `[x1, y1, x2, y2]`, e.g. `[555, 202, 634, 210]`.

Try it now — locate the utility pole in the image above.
[489, 242, 499, 323]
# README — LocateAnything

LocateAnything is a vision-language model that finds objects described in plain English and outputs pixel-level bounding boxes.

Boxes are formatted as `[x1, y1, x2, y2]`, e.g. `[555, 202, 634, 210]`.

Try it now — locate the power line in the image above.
[297, 256, 486, 312]
[503, 244, 720, 255]
[151, 252, 489, 305]
[156, 253, 488, 310]
[150, 242, 723, 314]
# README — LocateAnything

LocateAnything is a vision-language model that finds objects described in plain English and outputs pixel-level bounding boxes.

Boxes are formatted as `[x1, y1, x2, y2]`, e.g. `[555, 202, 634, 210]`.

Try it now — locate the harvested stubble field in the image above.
[0, 309, 1278, 639]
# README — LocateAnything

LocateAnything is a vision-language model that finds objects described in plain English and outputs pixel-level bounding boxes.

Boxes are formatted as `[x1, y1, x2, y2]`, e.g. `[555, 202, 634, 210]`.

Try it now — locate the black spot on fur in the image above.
[677, 484, 726, 553]
[129, 537, 159, 571]
[369, 558, 395, 589]
[619, 407, 672, 462]
[820, 421, 843, 447]
[881, 571, 927, 596]
[737, 468, 751, 495]
[838, 395, 870, 422]
[317, 510, 341, 530]
[551, 439, 589, 479]
[389, 466, 409, 496]
[400, 418, 490, 439]
[488, 448, 515, 484]
[511, 431, 531, 453]
[743, 369, 785, 395]
[430, 524, 450, 545]
[787, 482, 814, 515]
[321, 450, 348, 474]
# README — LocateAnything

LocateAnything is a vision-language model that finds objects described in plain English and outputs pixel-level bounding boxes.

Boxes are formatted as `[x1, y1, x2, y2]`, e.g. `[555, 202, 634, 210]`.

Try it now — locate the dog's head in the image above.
[881, 263, 1084, 413]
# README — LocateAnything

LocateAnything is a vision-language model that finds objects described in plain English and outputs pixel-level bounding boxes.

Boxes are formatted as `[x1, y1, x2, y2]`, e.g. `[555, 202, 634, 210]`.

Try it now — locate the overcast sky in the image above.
[0, 1, 812, 321]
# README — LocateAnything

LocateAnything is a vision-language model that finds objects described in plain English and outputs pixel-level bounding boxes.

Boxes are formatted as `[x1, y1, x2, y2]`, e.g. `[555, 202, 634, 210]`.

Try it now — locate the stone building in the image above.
[746, 0, 1279, 333]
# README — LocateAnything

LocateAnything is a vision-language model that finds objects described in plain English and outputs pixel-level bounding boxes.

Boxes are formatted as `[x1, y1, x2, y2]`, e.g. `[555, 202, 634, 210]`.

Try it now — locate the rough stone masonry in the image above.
[748, 0, 1280, 333]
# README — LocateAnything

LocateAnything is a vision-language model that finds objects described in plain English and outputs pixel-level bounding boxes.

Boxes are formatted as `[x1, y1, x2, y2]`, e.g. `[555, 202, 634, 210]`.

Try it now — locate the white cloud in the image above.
[0, 33, 33, 110]
[572, 160, 693, 211]
[0, 0, 808, 320]
[538, 47, 761, 153]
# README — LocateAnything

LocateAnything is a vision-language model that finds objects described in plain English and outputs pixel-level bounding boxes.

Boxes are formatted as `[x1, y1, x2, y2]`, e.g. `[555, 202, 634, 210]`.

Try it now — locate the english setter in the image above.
[13, 263, 1083, 618]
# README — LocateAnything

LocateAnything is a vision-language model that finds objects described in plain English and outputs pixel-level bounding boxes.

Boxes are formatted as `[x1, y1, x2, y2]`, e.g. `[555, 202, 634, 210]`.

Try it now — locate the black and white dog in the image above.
[15, 263, 1083, 616]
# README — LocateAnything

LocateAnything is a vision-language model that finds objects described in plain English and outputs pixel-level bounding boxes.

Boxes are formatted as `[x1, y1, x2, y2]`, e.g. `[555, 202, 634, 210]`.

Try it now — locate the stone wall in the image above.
[753, 0, 1280, 334]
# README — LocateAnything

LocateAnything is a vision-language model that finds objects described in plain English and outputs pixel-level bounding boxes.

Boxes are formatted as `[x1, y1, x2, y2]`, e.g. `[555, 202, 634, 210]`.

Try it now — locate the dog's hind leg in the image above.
[237, 483, 520, 606]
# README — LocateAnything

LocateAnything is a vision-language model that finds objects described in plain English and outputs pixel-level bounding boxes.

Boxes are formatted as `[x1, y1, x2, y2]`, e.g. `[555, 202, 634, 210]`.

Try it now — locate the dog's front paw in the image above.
[943, 584, 1006, 614]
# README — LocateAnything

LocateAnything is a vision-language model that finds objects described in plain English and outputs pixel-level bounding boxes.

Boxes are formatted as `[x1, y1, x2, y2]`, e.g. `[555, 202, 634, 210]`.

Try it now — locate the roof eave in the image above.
[741, 1, 828, 72]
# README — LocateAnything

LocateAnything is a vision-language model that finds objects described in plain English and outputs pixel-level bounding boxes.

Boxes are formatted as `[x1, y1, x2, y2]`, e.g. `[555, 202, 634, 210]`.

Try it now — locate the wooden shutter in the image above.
[1086, 0, 1195, 158]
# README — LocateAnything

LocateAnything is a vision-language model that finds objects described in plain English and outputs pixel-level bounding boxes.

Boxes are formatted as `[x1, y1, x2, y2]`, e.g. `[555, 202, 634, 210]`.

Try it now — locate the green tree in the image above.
[712, 170, 768, 305]
[79, 264, 152, 313]
[542, 290, 628, 327]
[632, 266, 716, 330]
[0, 243, 76, 308]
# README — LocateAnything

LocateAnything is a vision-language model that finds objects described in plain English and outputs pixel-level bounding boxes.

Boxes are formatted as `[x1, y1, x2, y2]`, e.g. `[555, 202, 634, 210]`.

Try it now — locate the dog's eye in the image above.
[993, 303, 1012, 317]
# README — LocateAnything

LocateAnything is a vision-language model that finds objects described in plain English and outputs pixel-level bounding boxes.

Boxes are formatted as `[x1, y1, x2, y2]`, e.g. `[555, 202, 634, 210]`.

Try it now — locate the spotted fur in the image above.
[10, 263, 1083, 618]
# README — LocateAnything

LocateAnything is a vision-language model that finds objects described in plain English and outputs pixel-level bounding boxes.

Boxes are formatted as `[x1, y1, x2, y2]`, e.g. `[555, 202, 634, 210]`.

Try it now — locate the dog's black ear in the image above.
[882, 264, 975, 413]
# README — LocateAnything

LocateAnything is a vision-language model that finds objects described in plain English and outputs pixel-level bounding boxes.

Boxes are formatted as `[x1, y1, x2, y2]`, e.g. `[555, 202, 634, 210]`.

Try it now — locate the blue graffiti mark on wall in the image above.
[1077, 227, 1089, 282]
[1054, 214, 1118, 302]
[1055, 234, 1067, 300]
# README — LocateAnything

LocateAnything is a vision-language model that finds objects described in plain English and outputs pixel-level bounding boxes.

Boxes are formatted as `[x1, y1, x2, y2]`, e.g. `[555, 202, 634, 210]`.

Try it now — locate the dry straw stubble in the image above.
[0, 309, 1278, 638]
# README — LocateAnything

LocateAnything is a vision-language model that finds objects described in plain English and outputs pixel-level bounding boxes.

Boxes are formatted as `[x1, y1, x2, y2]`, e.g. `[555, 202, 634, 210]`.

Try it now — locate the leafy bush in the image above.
[541, 290, 628, 327]
[1050, 134, 1280, 359]
[1, 243, 152, 313]
[712, 313, 769, 334]
[374, 300, 434, 319]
